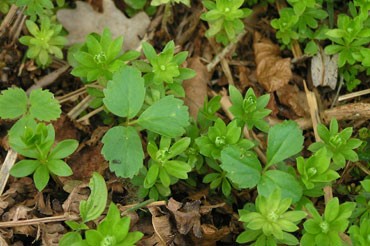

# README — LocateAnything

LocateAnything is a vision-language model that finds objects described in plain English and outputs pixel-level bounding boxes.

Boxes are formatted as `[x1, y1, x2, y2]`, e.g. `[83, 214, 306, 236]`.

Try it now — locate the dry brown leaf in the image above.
[192, 224, 230, 246]
[253, 32, 292, 92]
[41, 223, 65, 246]
[276, 84, 310, 117]
[146, 206, 175, 246]
[183, 57, 210, 119]
[57, 0, 150, 50]
[167, 198, 202, 238]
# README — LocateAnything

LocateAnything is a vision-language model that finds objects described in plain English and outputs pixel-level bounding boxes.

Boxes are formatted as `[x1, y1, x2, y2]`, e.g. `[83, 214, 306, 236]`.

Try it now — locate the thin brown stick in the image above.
[0, 213, 79, 228]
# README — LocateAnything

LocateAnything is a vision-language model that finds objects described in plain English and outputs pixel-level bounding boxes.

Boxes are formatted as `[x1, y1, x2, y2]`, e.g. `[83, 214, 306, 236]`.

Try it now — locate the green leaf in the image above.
[266, 121, 304, 168]
[101, 126, 144, 178]
[47, 159, 73, 177]
[103, 67, 145, 118]
[164, 160, 191, 179]
[0, 88, 28, 119]
[49, 139, 79, 159]
[257, 170, 303, 203]
[220, 146, 262, 189]
[33, 165, 50, 191]
[59, 232, 83, 246]
[79, 172, 108, 223]
[144, 164, 159, 188]
[10, 160, 41, 177]
[29, 89, 61, 121]
[137, 96, 190, 137]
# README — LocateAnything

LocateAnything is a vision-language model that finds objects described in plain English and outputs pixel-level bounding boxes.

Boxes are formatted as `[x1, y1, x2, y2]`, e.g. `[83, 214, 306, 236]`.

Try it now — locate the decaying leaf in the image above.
[183, 57, 210, 119]
[167, 198, 202, 238]
[147, 206, 175, 246]
[57, 0, 150, 50]
[192, 224, 230, 246]
[276, 84, 310, 117]
[311, 50, 338, 90]
[253, 32, 292, 92]
[41, 223, 65, 246]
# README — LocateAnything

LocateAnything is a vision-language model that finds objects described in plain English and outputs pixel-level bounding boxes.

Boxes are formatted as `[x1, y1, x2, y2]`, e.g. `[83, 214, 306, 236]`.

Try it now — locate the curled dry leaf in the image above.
[192, 224, 230, 246]
[57, 0, 150, 50]
[253, 32, 292, 92]
[276, 84, 310, 117]
[146, 206, 175, 246]
[41, 223, 65, 246]
[167, 198, 202, 238]
[183, 57, 210, 119]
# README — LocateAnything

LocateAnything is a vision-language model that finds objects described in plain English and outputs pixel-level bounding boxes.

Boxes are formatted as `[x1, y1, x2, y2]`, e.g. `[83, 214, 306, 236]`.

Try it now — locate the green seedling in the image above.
[0, 0, 12, 14]
[325, 14, 370, 68]
[70, 28, 140, 84]
[308, 118, 362, 169]
[301, 198, 356, 245]
[229, 85, 271, 132]
[141, 41, 195, 97]
[9, 120, 78, 191]
[297, 148, 340, 190]
[349, 216, 370, 246]
[195, 119, 243, 160]
[201, 0, 252, 45]
[19, 18, 67, 68]
[14, 0, 54, 19]
[60, 173, 143, 245]
[101, 66, 190, 180]
[237, 189, 307, 245]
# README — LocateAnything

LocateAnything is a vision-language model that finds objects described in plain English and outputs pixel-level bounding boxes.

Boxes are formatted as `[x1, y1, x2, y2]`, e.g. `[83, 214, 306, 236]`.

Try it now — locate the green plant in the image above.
[349, 217, 370, 245]
[202, 157, 234, 196]
[60, 173, 143, 245]
[14, 0, 54, 19]
[201, 0, 252, 45]
[271, 0, 327, 53]
[237, 189, 307, 245]
[229, 85, 271, 132]
[308, 118, 362, 169]
[142, 137, 192, 198]
[70, 28, 139, 84]
[301, 198, 356, 245]
[141, 41, 195, 97]
[325, 13, 370, 68]
[0, 0, 12, 14]
[19, 18, 67, 68]
[297, 148, 340, 190]
[0, 87, 77, 191]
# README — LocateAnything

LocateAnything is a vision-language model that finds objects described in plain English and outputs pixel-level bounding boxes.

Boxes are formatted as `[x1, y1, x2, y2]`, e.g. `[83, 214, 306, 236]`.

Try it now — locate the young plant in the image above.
[0, 0, 12, 14]
[202, 158, 233, 197]
[301, 198, 356, 245]
[349, 217, 370, 246]
[201, 0, 252, 45]
[9, 120, 78, 191]
[19, 18, 67, 68]
[14, 0, 54, 19]
[60, 173, 143, 245]
[308, 118, 362, 169]
[325, 14, 370, 68]
[70, 28, 140, 84]
[143, 137, 192, 197]
[141, 41, 195, 97]
[228, 85, 271, 132]
[237, 189, 307, 245]
[101, 66, 190, 180]
[297, 148, 340, 190]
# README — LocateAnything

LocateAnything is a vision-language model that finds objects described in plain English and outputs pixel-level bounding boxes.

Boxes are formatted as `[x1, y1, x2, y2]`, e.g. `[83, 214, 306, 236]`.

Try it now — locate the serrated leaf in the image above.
[266, 121, 304, 168]
[101, 126, 144, 178]
[103, 66, 145, 118]
[137, 96, 190, 137]
[257, 170, 303, 203]
[29, 89, 61, 121]
[0, 88, 28, 119]
[220, 146, 262, 189]
[79, 172, 108, 223]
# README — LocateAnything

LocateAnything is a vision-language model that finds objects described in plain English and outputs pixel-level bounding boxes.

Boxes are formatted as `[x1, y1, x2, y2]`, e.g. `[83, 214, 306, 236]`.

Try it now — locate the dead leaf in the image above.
[253, 32, 292, 92]
[167, 198, 202, 238]
[147, 206, 175, 246]
[57, 0, 150, 50]
[311, 49, 338, 90]
[276, 84, 310, 117]
[41, 223, 65, 246]
[183, 57, 210, 119]
[192, 224, 230, 246]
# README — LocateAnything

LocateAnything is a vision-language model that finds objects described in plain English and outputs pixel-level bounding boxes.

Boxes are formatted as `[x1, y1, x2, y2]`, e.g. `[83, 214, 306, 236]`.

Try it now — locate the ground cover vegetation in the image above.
[0, 0, 369, 245]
